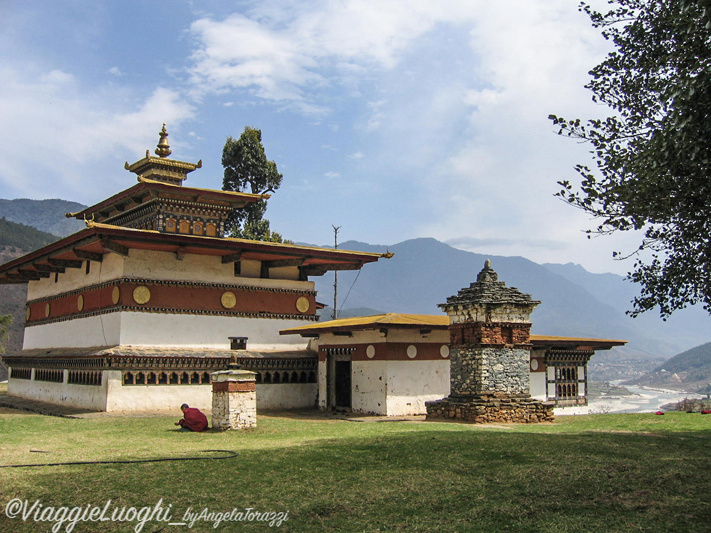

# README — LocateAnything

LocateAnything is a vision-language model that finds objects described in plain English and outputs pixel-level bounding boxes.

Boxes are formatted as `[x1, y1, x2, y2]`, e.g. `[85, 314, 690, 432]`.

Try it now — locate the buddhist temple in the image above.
[0, 125, 387, 411]
[0, 126, 627, 419]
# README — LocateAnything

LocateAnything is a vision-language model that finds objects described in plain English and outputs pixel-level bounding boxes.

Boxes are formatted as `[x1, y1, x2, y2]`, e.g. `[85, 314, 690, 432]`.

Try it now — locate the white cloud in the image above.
[348, 151, 364, 160]
[108, 66, 122, 77]
[186, 1, 477, 112]
[0, 65, 195, 203]
[324, 171, 340, 179]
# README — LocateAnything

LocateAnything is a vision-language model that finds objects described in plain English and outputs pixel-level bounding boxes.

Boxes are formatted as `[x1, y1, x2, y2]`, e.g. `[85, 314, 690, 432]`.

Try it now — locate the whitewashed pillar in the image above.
[211, 369, 257, 430]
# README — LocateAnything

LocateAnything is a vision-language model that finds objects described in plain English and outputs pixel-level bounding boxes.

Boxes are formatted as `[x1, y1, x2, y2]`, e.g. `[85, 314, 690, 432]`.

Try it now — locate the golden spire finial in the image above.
[155, 123, 172, 158]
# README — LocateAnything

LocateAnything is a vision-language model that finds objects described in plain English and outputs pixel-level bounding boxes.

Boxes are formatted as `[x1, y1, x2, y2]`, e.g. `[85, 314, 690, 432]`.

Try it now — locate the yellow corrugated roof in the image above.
[530, 334, 627, 345]
[281, 313, 449, 335]
[281, 314, 627, 348]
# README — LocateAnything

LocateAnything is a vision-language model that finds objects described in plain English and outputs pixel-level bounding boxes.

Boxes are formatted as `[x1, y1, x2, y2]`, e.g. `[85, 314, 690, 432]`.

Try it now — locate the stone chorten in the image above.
[425, 260, 554, 423]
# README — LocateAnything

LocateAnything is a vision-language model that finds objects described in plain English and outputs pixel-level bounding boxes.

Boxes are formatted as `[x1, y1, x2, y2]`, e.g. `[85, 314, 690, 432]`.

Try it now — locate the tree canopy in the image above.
[550, 0, 711, 317]
[0, 314, 12, 355]
[222, 126, 285, 242]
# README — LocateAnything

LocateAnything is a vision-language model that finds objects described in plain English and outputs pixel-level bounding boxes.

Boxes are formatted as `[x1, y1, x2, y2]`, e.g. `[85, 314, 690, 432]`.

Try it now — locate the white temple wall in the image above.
[547, 366, 557, 398]
[105, 371, 212, 412]
[314, 329, 449, 347]
[384, 360, 449, 416]
[23, 313, 311, 350]
[256, 383, 318, 410]
[27, 254, 124, 300]
[530, 371, 547, 400]
[26, 251, 314, 303]
[351, 360, 388, 415]
[123, 250, 311, 290]
[8, 372, 108, 410]
[23, 314, 122, 349]
[118, 313, 310, 350]
[350, 360, 449, 416]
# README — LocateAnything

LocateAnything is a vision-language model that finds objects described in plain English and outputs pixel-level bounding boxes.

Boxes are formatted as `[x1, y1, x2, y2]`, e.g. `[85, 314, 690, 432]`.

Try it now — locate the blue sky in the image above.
[0, 0, 638, 274]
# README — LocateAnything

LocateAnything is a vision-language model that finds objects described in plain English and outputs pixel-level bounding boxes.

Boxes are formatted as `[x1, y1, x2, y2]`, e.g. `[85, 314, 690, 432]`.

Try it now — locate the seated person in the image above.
[175, 403, 209, 432]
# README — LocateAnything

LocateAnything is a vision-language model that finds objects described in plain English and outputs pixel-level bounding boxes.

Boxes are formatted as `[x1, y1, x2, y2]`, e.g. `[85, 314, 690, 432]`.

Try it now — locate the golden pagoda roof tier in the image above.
[122, 123, 201, 186]
[66, 179, 268, 224]
[0, 223, 389, 284]
[124, 155, 201, 185]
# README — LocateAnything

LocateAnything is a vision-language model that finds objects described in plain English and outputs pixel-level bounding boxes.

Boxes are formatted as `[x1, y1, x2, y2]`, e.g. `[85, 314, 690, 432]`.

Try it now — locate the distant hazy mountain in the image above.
[314, 238, 711, 360]
[0, 198, 87, 237]
[2, 197, 709, 363]
[630, 342, 711, 393]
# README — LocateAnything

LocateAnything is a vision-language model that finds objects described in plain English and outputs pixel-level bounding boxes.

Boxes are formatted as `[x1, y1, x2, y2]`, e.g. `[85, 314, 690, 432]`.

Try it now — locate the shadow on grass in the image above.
[3, 418, 710, 532]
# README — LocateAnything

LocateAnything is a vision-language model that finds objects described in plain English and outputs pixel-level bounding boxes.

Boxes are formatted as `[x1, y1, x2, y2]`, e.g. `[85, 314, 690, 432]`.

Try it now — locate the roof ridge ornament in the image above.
[155, 123, 172, 158]
[476, 258, 498, 283]
[124, 124, 201, 186]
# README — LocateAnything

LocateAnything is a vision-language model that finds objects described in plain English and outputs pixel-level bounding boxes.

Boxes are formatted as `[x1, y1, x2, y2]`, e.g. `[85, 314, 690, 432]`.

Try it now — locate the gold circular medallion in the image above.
[26, 306, 31, 321]
[221, 291, 237, 309]
[133, 286, 151, 305]
[295, 296, 310, 313]
[45, 303, 51, 318]
[77, 294, 84, 312]
[112, 286, 120, 305]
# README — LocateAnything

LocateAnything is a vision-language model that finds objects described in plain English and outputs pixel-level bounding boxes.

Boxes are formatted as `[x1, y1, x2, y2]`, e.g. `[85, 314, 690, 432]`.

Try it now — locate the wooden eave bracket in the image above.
[263, 258, 306, 269]
[73, 249, 104, 262]
[34, 263, 65, 274]
[100, 239, 130, 257]
[221, 251, 243, 264]
[301, 262, 363, 277]
[16, 268, 45, 280]
[48, 258, 83, 269]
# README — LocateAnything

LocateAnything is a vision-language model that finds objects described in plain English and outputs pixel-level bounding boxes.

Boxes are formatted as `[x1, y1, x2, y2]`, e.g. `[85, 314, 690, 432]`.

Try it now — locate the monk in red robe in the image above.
[175, 403, 209, 432]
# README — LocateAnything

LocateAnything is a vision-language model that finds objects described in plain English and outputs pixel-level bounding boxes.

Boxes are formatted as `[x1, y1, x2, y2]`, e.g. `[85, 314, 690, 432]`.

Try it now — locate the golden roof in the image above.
[281, 313, 627, 348]
[281, 313, 450, 335]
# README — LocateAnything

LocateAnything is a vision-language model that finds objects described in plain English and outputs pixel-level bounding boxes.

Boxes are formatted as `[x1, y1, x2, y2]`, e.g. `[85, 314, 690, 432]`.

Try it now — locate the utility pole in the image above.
[332, 225, 341, 320]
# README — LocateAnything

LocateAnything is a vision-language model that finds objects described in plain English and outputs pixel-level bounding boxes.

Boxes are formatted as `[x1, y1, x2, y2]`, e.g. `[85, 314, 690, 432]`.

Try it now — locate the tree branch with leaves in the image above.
[550, 0, 711, 317]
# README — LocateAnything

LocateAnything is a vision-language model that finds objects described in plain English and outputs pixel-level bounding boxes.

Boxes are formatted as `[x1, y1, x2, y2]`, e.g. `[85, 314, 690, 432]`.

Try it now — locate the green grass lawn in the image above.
[1, 409, 710, 532]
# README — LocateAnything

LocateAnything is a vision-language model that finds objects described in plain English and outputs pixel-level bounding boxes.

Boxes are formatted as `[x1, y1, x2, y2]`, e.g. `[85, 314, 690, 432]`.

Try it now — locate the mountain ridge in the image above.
[2, 200, 710, 367]
[314, 238, 711, 361]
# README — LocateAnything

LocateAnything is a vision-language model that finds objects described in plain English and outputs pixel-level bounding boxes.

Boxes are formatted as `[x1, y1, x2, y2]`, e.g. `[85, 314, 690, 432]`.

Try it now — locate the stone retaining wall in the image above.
[426, 393, 554, 424]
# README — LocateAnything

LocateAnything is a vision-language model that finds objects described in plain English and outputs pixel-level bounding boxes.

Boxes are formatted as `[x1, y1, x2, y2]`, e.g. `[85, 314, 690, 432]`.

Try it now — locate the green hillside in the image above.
[0, 198, 86, 237]
[0, 220, 57, 375]
[654, 342, 711, 374]
[630, 342, 711, 393]
[0, 217, 58, 250]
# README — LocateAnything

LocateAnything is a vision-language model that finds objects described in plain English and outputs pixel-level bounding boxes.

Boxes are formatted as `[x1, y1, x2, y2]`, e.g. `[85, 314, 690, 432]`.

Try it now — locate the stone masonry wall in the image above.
[426, 394, 554, 424]
[450, 345, 530, 396]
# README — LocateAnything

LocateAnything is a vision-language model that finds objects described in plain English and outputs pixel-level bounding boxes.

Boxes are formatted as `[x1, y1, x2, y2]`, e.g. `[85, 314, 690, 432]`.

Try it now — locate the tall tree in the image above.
[222, 126, 285, 242]
[550, 0, 711, 317]
[0, 314, 12, 355]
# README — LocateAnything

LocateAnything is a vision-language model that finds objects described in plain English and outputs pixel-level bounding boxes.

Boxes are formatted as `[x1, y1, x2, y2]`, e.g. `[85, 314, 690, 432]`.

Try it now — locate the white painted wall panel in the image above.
[105, 371, 212, 412]
[256, 384, 318, 409]
[530, 372, 547, 400]
[384, 360, 449, 416]
[351, 361, 388, 415]
[118, 313, 310, 349]
[23, 314, 122, 349]
[8, 373, 108, 410]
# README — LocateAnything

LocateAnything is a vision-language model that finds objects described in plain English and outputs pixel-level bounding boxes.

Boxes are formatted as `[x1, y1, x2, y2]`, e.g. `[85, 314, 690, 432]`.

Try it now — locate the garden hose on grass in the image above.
[0, 449, 238, 468]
